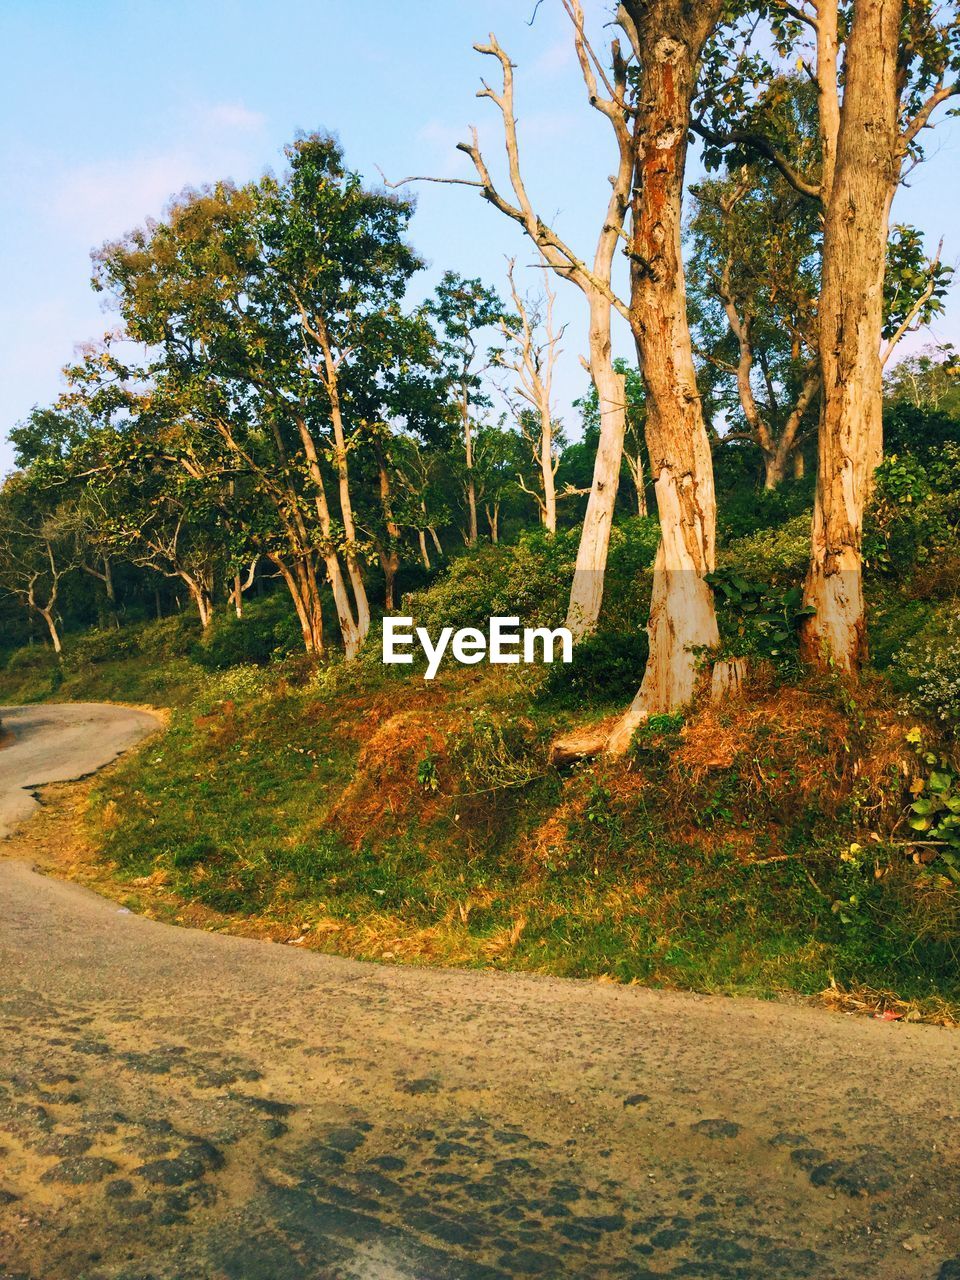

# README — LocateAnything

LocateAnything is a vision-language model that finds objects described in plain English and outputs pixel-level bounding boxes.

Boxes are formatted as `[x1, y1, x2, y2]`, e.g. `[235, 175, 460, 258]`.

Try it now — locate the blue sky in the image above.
[2, 0, 958, 476]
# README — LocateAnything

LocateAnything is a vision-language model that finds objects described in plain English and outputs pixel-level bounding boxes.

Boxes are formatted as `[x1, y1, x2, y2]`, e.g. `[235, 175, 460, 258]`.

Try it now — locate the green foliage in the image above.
[542, 629, 648, 708]
[707, 567, 814, 667]
[416, 753, 440, 793]
[866, 446, 960, 573]
[192, 595, 302, 670]
[447, 708, 547, 793]
[715, 474, 813, 543]
[408, 517, 660, 642]
[900, 618, 960, 736]
[717, 513, 811, 579]
[905, 730, 960, 882]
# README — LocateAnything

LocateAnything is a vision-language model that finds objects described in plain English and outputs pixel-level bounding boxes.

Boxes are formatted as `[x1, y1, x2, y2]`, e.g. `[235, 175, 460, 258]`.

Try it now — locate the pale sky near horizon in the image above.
[2, 0, 959, 477]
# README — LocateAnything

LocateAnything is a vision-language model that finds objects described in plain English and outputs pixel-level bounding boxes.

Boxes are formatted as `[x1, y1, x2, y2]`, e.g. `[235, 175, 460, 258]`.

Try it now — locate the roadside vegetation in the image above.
[3, 460, 958, 1015]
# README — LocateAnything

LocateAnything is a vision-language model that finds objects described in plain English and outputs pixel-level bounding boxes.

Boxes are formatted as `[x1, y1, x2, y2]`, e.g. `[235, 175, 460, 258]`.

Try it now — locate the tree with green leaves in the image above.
[694, 0, 960, 673]
[91, 136, 433, 656]
[427, 272, 505, 548]
[0, 470, 78, 654]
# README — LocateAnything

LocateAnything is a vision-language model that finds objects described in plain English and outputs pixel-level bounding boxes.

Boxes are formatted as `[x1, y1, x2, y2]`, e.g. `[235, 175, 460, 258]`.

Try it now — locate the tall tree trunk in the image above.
[486, 503, 500, 544]
[793, 451, 805, 481]
[292, 414, 362, 657]
[800, 0, 902, 671]
[463, 387, 479, 547]
[428, 526, 443, 557]
[625, 452, 648, 516]
[270, 554, 324, 655]
[608, 7, 724, 754]
[102, 556, 115, 604]
[418, 529, 431, 571]
[325, 376, 370, 639]
[540, 389, 558, 535]
[565, 294, 627, 638]
[375, 443, 402, 611]
[179, 572, 213, 630]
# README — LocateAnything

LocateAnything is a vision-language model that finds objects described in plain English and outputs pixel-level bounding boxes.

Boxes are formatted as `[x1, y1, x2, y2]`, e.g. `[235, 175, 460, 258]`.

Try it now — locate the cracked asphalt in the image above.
[1, 703, 960, 1279]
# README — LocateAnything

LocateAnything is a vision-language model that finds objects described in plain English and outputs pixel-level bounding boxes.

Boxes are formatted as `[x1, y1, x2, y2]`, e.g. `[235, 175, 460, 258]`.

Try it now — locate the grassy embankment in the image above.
[1, 523, 957, 1019]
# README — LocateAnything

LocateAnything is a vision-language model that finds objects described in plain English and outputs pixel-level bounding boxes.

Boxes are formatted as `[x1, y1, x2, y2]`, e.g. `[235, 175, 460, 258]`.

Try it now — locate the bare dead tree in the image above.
[495, 257, 565, 532]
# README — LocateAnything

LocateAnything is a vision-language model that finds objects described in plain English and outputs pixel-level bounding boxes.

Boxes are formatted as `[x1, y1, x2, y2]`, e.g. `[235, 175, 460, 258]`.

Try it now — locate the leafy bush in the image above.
[901, 617, 960, 736]
[904, 729, 960, 883]
[69, 625, 143, 665]
[866, 446, 960, 574]
[716, 469, 813, 542]
[542, 628, 648, 707]
[407, 518, 661, 639]
[3, 645, 55, 674]
[717, 514, 811, 581]
[707, 568, 814, 668]
[193, 594, 302, 670]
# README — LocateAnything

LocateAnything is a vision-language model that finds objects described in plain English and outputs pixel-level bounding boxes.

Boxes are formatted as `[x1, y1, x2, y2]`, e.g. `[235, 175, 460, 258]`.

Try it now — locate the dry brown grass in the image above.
[816, 978, 960, 1027]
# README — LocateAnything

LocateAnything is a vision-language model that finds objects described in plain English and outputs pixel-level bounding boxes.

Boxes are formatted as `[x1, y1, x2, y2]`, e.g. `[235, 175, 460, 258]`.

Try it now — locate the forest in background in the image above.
[2, 0, 960, 1014]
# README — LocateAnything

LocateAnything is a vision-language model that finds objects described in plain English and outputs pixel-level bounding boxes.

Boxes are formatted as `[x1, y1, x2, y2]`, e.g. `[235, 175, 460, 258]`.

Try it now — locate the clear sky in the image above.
[1, 0, 958, 476]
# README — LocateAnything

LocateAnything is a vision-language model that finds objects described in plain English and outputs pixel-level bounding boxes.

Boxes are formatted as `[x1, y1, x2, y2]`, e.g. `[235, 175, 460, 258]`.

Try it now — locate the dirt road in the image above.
[1, 704, 959, 1279]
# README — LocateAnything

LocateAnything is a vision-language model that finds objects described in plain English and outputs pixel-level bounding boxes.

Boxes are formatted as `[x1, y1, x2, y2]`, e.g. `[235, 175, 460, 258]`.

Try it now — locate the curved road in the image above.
[1, 704, 959, 1279]
[0, 702, 161, 838]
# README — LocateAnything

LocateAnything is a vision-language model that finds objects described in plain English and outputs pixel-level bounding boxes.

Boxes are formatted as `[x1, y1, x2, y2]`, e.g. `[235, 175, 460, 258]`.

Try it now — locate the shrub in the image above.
[542, 628, 648, 708]
[447, 707, 547, 793]
[706, 568, 814, 670]
[900, 617, 960, 736]
[3, 645, 55, 674]
[866, 447, 960, 575]
[193, 595, 302, 670]
[717, 514, 811, 582]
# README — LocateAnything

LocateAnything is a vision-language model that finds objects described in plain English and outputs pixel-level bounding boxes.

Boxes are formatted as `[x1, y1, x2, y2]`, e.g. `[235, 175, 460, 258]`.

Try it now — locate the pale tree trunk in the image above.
[180, 572, 214, 630]
[565, 295, 627, 637]
[102, 556, 115, 604]
[428, 526, 443, 557]
[291, 302, 370, 648]
[292, 414, 362, 658]
[793, 451, 805, 481]
[321, 345, 370, 640]
[717, 237, 821, 495]
[800, 0, 902, 672]
[762, 370, 820, 490]
[500, 258, 562, 535]
[448, 17, 634, 641]
[607, 5, 725, 755]
[540, 403, 558, 533]
[486, 503, 500, 544]
[40, 608, 62, 655]
[418, 529, 431, 571]
[625, 451, 648, 516]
